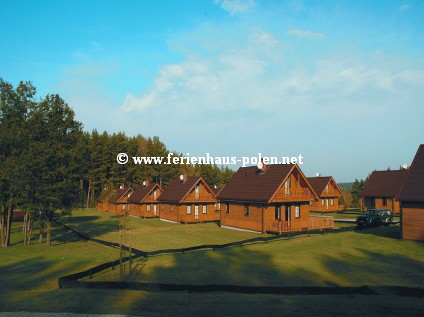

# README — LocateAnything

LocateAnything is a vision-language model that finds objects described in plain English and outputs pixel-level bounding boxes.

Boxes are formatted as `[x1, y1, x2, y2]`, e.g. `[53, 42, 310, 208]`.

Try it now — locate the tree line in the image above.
[0, 79, 233, 247]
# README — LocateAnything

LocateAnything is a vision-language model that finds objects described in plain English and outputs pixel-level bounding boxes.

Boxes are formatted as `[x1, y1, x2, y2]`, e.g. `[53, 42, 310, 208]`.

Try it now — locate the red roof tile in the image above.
[158, 176, 214, 203]
[360, 170, 408, 198]
[307, 176, 342, 196]
[398, 145, 424, 202]
[128, 182, 161, 203]
[114, 187, 132, 203]
[217, 164, 314, 203]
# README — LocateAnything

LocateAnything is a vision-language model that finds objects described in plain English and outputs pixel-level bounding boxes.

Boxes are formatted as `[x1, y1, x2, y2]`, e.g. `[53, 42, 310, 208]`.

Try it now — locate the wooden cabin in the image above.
[360, 170, 408, 214]
[307, 176, 343, 212]
[158, 175, 219, 223]
[398, 144, 424, 241]
[111, 186, 134, 215]
[128, 181, 163, 218]
[217, 164, 334, 234]
[96, 188, 116, 212]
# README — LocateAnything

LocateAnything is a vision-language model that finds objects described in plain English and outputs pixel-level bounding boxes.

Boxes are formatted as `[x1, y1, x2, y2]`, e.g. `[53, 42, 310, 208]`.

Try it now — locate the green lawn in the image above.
[0, 209, 423, 316]
[61, 209, 272, 251]
[90, 225, 424, 288]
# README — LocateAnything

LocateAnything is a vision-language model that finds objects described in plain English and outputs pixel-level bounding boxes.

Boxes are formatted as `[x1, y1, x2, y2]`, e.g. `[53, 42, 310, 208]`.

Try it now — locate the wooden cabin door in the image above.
[194, 205, 199, 219]
[153, 204, 157, 216]
[285, 205, 291, 221]
[325, 199, 329, 210]
[275, 205, 281, 220]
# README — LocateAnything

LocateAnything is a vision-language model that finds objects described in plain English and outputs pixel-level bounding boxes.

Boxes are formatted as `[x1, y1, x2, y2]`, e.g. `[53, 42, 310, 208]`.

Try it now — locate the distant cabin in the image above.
[217, 164, 334, 234]
[158, 175, 219, 223]
[360, 170, 409, 214]
[398, 144, 424, 241]
[111, 186, 134, 215]
[96, 188, 116, 212]
[307, 176, 343, 212]
[128, 181, 163, 218]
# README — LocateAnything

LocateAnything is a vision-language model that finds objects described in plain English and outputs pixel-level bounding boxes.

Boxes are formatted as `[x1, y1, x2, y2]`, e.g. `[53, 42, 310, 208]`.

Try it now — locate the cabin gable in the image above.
[182, 179, 216, 203]
[269, 166, 317, 203]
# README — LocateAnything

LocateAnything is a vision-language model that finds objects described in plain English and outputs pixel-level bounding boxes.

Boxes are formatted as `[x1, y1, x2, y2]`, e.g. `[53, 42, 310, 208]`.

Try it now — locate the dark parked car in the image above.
[356, 209, 394, 228]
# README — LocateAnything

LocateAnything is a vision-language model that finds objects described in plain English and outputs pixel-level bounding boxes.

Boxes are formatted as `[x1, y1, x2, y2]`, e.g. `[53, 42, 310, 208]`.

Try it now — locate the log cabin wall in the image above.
[401, 202, 424, 241]
[220, 202, 311, 233]
[160, 203, 181, 222]
[362, 197, 401, 214]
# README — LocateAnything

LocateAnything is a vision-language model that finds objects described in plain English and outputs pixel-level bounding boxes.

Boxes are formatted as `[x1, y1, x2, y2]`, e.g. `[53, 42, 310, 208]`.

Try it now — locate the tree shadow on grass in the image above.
[0, 257, 87, 291]
[57, 215, 120, 241]
[353, 225, 402, 240]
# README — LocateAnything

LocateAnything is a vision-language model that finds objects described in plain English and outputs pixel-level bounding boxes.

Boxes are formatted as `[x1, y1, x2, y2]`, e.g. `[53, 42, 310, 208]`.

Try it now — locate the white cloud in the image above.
[121, 28, 424, 121]
[399, 4, 412, 11]
[214, 0, 255, 15]
[287, 28, 325, 40]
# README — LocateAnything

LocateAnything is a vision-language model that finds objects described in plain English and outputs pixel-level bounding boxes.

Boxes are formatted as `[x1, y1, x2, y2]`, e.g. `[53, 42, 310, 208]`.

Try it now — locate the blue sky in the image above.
[2, 0, 423, 182]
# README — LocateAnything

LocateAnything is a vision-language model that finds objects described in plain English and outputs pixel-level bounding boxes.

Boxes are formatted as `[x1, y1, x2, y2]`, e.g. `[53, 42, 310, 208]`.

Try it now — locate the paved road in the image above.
[0, 313, 140, 317]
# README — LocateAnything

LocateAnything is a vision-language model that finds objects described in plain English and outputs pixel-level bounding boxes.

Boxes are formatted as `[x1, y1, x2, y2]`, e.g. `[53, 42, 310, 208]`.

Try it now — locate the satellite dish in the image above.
[402, 164, 409, 170]
[179, 174, 184, 181]
[316, 173, 321, 177]
[257, 162, 264, 170]
[142, 181, 146, 186]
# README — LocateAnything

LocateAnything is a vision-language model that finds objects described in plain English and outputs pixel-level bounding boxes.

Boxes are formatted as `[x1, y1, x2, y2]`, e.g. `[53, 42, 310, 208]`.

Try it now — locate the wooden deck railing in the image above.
[267, 216, 334, 234]
[309, 216, 334, 230]
[273, 188, 314, 200]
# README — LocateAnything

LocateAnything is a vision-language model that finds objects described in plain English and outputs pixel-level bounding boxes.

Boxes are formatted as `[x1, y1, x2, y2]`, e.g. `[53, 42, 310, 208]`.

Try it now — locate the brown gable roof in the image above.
[158, 176, 212, 203]
[128, 182, 161, 203]
[114, 187, 132, 203]
[307, 176, 342, 196]
[360, 170, 409, 198]
[398, 144, 424, 202]
[217, 164, 316, 203]
[212, 187, 222, 196]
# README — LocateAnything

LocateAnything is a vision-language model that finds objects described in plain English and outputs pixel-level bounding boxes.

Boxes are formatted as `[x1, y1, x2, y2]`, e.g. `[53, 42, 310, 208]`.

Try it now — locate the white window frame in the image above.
[147, 204, 151, 212]
[187, 205, 192, 214]
[203, 205, 207, 214]
[295, 205, 300, 218]
[330, 198, 334, 206]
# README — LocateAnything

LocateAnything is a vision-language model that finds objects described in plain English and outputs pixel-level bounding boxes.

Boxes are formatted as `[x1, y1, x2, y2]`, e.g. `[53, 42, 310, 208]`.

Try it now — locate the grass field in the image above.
[0, 209, 423, 316]
[60, 209, 272, 251]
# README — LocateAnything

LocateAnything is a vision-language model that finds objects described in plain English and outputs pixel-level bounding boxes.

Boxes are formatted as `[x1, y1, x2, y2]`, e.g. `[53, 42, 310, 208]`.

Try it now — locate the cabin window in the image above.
[382, 198, 387, 206]
[325, 184, 329, 193]
[244, 204, 249, 216]
[295, 205, 300, 218]
[284, 177, 291, 194]
[330, 198, 334, 206]
[147, 204, 151, 212]
[154, 189, 157, 199]
[321, 199, 325, 206]
[128, 193, 131, 198]
[203, 205, 207, 214]
[170, 204, 173, 212]
[122, 205, 125, 210]
[218, 203, 221, 210]
[187, 205, 192, 214]
[275, 205, 281, 220]
[226, 203, 230, 213]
